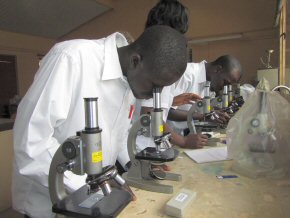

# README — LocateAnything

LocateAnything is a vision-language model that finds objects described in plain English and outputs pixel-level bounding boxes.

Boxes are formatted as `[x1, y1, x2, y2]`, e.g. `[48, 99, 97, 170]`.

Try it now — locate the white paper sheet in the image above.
[184, 146, 230, 163]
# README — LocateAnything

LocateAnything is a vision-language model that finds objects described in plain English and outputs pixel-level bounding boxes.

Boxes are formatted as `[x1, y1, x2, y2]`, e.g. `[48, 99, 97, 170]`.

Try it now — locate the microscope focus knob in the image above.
[62, 141, 77, 159]
[140, 116, 150, 127]
[197, 101, 203, 107]
[251, 118, 260, 128]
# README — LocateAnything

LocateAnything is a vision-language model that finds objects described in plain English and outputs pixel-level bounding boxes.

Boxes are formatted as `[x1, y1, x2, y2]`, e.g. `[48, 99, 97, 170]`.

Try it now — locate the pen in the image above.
[216, 175, 238, 179]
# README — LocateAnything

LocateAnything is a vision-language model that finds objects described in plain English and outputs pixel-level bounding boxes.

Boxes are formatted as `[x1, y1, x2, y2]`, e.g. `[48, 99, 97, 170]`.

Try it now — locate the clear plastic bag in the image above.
[227, 89, 290, 178]
[240, 84, 255, 101]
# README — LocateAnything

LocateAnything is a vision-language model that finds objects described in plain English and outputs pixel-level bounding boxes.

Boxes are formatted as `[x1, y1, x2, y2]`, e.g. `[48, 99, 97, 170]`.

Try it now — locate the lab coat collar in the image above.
[197, 60, 207, 84]
[198, 60, 212, 97]
[102, 32, 128, 82]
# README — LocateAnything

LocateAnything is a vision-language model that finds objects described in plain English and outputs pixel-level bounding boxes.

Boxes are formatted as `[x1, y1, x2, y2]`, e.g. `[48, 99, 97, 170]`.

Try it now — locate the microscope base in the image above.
[52, 185, 131, 218]
[164, 172, 182, 181]
[123, 172, 174, 194]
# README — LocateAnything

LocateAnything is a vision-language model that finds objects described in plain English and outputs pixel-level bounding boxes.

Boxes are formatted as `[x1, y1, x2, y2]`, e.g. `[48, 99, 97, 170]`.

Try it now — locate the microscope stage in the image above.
[135, 147, 179, 161]
[195, 121, 218, 128]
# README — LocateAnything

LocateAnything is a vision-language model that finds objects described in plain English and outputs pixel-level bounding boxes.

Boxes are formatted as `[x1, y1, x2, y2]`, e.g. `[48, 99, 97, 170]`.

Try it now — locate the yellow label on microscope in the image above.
[159, 125, 164, 133]
[208, 105, 211, 111]
[92, 151, 102, 163]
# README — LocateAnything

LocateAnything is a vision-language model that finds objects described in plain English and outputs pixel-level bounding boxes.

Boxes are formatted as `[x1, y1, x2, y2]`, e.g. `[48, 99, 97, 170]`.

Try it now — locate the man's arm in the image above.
[168, 107, 230, 124]
[14, 52, 85, 190]
[164, 123, 208, 149]
[172, 92, 202, 106]
[167, 108, 204, 121]
[140, 106, 207, 148]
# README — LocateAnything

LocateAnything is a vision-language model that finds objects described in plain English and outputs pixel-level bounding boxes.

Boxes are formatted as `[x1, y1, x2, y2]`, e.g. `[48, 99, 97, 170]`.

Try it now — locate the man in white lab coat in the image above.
[138, 55, 242, 152]
[12, 25, 187, 218]
[166, 55, 242, 138]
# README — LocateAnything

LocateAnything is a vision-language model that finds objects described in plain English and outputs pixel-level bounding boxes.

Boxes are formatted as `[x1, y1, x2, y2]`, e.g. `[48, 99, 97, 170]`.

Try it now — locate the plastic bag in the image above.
[240, 84, 255, 101]
[227, 88, 290, 178]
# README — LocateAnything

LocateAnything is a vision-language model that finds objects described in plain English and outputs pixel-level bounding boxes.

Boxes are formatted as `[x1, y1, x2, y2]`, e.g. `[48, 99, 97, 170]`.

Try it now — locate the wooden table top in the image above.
[118, 148, 290, 218]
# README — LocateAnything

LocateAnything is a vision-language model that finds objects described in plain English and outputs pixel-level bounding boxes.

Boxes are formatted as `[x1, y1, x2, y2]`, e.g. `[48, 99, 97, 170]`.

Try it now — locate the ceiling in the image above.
[0, 0, 111, 38]
[0, 0, 288, 40]
[184, 0, 280, 39]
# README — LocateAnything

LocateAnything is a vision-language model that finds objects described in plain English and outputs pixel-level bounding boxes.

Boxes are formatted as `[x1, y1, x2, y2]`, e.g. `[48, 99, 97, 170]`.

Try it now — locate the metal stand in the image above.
[124, 113, 181, 194]
[49, 98, 132, 218]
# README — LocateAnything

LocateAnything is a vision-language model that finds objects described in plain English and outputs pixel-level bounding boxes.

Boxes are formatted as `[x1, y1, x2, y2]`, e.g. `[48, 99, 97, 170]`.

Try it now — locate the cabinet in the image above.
[257, 68, 290, 89]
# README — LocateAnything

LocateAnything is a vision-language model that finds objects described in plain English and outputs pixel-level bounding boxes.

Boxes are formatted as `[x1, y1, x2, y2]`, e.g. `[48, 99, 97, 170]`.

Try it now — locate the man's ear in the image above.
[130, 54, 142, 69]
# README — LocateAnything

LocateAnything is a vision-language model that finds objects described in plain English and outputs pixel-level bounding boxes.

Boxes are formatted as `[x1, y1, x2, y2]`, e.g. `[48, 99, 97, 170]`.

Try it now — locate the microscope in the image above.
[123, 88, 181, 194]
[231, 90, 278, 178]
[247, 91, 276, 153]
[211, 85, 245, 115]
[233, 83, 245, 110]
[212, 85, 234, 114]
[224, 84, 245, 114]
[49, 98, 132, 218]
[187, 81, 219, 134]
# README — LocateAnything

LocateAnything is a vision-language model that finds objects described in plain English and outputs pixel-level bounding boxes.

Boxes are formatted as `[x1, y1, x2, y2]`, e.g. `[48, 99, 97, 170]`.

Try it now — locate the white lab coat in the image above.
[167, 61, 207, 133]
[12, 32, 134, 218]
[136, 61, 207, 151]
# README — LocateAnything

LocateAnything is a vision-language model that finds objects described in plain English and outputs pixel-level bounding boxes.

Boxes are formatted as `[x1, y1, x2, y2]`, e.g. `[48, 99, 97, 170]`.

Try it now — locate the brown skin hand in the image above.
[172, 92, 202, 106]
[140, 107, 208, 148]
[164, 124, 208, 149]
[167, 108, 204, 122]
[140, 106, 208, 172]
[209, 110, 230, 124]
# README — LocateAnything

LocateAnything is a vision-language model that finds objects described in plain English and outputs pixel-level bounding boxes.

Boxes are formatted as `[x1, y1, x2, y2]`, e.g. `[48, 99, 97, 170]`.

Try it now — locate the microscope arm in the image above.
[127, 118, 140, 161]
[187, 104, 197, 134]
[127, 114, 150, 161]
[49, 145, 68, 204]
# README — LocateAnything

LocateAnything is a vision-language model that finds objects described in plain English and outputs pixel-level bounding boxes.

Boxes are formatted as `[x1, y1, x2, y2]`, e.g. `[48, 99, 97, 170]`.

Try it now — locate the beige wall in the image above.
[61, 0, 157, 40]
[61, 0, 287, 85]
[0, 130, 13, 211]
[0, 0, 288, 93]
[0, 30, 55, 96]
[190, 35, 280, 85]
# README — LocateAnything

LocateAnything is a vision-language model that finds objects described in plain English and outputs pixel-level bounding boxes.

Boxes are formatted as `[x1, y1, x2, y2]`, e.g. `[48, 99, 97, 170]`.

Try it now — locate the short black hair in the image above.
[213, 55, 242, 75]
[145, 0, 189, 34]
[132, 25, 187, 84]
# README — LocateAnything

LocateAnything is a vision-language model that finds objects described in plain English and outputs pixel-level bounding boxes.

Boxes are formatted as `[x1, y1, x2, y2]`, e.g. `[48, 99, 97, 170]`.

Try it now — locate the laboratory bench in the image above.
[119, 148, 290, 218]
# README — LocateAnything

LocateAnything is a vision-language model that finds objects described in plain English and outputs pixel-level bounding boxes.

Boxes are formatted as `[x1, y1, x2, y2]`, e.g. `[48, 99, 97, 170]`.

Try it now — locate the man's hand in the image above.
[172, 93, 202, 106]
[151, 163, 171, 171]
[207, 110, 230, 124]
[181, 133, 208, 149]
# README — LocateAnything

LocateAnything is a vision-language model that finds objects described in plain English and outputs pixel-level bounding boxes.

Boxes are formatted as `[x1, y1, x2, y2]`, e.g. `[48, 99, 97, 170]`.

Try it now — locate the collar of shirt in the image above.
[197, 60, 208, 97]
[174, 60, 207, 90]
[102, 32, 129, 86]
[197, 60, 207, 84]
